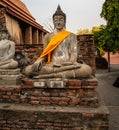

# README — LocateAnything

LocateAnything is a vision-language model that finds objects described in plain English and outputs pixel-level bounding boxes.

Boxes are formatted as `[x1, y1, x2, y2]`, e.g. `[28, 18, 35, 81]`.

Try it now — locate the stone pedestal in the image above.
[0, 76, 109, 130]
[0, 102, 109, 130]
[0, 69, 22, 85]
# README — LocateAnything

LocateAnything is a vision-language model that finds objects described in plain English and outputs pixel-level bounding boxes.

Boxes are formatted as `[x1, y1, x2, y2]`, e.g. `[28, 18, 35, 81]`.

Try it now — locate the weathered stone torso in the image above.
[0, 40, 14, 60]
[50, 33, 77, 64]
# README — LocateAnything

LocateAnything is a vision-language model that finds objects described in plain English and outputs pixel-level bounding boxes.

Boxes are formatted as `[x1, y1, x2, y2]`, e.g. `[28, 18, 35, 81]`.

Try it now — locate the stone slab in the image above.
[0, 74, 22, 85]
[34, 79, 65, 88]
[0, 69, 20, 75]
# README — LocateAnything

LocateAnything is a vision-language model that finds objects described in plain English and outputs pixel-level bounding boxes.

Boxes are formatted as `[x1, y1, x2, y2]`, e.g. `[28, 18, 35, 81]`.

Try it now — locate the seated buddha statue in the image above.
[0, 26, 18, 69]
[25, 5, 92, 79]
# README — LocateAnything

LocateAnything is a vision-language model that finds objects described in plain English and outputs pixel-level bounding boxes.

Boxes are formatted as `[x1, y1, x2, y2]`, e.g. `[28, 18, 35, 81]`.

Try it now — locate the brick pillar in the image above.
[25, 25, 32, 44]
[32, 29, 39, 44]
[77, 34, 96, 76]
[39, 31, 44, 44]
[0, 8, 6, 30]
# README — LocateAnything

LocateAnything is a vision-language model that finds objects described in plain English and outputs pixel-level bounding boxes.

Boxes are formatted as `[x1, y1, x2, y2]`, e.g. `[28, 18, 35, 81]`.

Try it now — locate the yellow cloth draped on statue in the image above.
[36, 29, 71, 63]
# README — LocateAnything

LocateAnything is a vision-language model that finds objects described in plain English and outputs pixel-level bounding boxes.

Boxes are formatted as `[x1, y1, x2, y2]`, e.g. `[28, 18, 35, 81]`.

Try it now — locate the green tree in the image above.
[77, 28, 92, 35]
[93, 0, 119, 71]
[100, 0, 119, 52]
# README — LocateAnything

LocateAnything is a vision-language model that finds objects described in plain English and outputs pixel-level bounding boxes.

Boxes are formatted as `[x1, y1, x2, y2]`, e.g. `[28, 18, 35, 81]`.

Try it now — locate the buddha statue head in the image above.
[0, 25, 9, 40]
[52, 5, 66, 30]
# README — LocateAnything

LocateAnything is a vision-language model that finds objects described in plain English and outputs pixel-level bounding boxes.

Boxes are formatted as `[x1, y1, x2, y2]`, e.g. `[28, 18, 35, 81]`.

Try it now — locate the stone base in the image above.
[0, 101, 109, 130]
[0, 76, 109, 129]
[0, 77, 99, 107]
[0, 69, 22, 85]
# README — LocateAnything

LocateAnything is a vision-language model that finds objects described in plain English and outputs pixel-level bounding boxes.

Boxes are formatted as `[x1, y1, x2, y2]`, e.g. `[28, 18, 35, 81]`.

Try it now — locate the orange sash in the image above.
[36, 29, 71, 63]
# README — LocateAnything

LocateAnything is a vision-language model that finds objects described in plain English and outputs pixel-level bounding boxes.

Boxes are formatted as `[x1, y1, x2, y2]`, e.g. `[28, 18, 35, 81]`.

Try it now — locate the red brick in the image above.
[42, 91, 50, 96]
[0, 87, 14, 92]
[69, 98, 80, 105]
[68, 80, 81, 86]
[67, 91, 76, 97]
[30, 101, 39, 105]
[22, 78, 34, 86]
[2, 95, 9, 99]
[81, 85, 96, 89]
[59, 101, 68, 106]
[69, 86, 81, 89]
[76, 89, 84, 98]
[40, 101, 51, 105]
[30, 96, 40, 100]
[60, 92, 67, 97]
[82, 113, 94, 117]
[51, 96, 58, 100]
[20, 85, 33, 89]
[41, 97, 50, 101]
[50, 91, 59, 97]
[14, 88, 21, 92]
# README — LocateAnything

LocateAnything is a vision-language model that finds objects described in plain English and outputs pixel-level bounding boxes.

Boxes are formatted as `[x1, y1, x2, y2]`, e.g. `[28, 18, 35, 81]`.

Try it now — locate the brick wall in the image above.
[15, 44, 43, 63]
[0, 34, 109, 130]
[0, 104, 109, 130]
[0, 77, 98, 107]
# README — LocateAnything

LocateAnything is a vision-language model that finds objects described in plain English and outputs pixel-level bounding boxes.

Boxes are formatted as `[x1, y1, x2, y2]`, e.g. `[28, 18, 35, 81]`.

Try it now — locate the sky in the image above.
[21, 0, 106, 34]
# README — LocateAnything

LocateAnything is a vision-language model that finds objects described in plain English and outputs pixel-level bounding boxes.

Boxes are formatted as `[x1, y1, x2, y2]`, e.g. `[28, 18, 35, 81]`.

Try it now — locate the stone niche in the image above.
[0, 35, 109, 130]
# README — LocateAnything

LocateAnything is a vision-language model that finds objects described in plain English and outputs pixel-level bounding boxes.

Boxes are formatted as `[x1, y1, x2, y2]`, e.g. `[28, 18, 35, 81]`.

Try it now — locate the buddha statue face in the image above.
[53, 5, 66, 30]
[0, 31, 8, 40]
[0, 26, 9, 40]
[53, 15, 65, 30]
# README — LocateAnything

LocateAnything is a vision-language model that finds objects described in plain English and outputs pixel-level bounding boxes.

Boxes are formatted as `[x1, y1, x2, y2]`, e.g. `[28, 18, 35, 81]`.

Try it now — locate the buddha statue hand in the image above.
[33, 58, 45, 72]
[61, 61, 74, 66]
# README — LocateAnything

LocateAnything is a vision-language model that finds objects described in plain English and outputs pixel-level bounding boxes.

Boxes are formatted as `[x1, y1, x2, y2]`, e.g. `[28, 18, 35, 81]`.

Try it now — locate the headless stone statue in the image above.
[25, 5, 92, 78]
[0, 26, 18, 69]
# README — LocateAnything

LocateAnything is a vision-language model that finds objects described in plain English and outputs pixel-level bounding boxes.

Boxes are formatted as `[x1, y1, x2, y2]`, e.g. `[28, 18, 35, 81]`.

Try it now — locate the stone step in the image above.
[0, 69, 22, 85]
[0, 102, 109, 130]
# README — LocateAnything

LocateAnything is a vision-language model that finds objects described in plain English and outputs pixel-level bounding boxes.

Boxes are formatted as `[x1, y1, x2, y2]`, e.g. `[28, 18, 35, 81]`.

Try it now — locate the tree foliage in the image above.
[77, 28, 92, 35]
[94, 0, 119, 52]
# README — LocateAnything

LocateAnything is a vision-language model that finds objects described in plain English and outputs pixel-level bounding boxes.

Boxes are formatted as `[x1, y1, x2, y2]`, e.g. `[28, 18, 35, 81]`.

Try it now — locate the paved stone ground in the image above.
[96, 64, 119, 130]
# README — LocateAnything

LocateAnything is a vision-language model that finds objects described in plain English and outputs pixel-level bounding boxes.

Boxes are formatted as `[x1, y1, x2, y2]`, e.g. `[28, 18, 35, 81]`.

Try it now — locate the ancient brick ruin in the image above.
[0, 34, 109, 130]
[0, 0, 47, 45]
[0, 0, 109, 130]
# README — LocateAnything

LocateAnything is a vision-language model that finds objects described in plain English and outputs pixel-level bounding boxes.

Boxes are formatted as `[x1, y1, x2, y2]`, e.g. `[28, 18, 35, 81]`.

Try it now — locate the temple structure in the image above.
[0, 0, 47, 44]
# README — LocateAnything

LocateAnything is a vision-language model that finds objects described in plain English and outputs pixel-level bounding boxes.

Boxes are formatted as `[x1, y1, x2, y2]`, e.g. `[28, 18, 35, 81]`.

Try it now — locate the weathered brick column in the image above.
[25, 25, 32, 44]
[77, 34, 96, 76]
[32, 29, 39, 44]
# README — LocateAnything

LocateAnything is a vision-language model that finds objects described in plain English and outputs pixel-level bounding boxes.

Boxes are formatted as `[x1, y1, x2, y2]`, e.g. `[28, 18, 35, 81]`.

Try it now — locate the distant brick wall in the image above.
[15, 44, 43, 63]
[77, 34, 96, 75]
